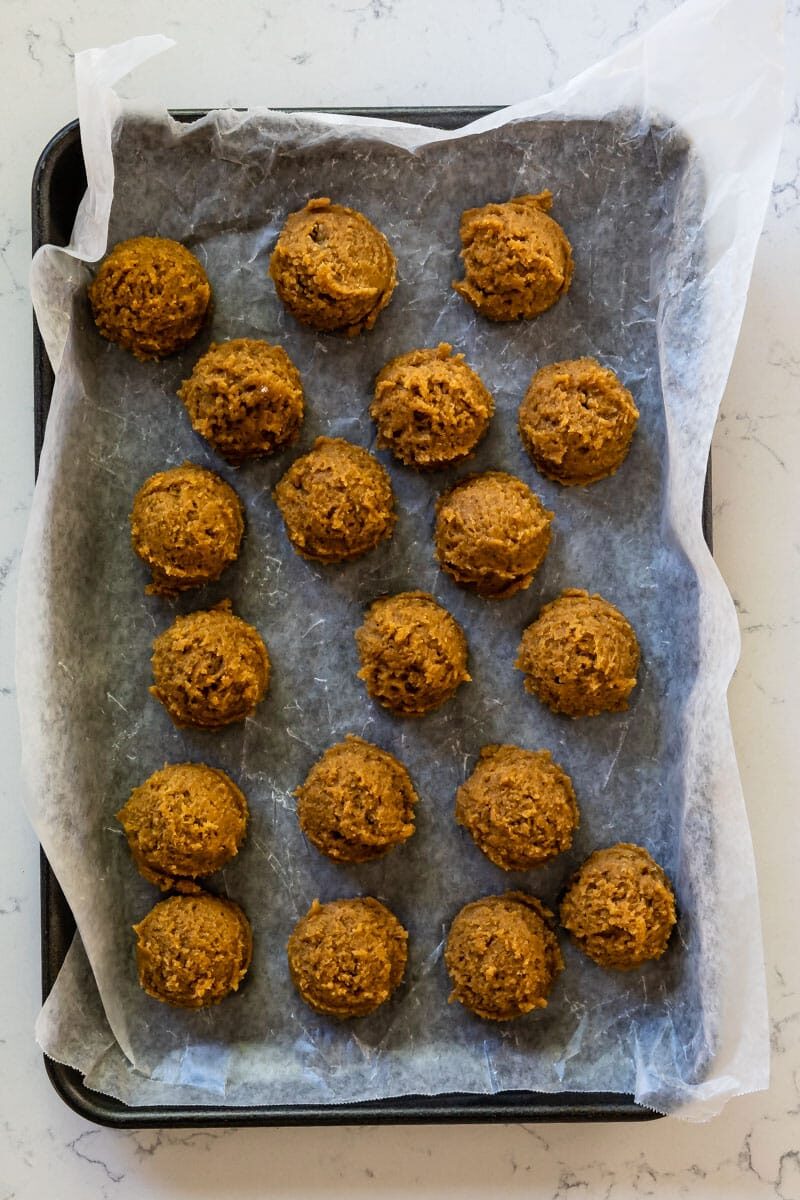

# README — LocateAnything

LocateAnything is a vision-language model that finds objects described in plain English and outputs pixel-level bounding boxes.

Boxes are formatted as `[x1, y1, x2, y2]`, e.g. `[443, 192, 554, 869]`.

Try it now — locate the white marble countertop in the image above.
[1, 0, 798, 1195]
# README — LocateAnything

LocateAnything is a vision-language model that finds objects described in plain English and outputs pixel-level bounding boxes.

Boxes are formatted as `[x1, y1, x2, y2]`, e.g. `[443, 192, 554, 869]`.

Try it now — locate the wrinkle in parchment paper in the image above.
[21, 0, 782, 1120]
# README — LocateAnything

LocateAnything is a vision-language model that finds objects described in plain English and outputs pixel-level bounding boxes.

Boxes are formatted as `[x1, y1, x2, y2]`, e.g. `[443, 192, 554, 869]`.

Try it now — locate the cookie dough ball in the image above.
[133, 892, 252, 1007]
[456, 745, 578, 870]
[274, 437, 395, 563]
[453, 192, 573, 322]
[355, 591, 470, 717]
[296, 736, 417, 863]
[435, 471, 553, 599]
[178, 338, 304, 464]
[519, 358, 639, 486]
[287, 897, 408, 1018]
[117, 763, 249, 892]
[371, 344, 494, 469]
[516, 589, 639, 717]
[151, 601, 270, 728]
[445, 892, 563, 1020]
[88, 236, 210, 361]
[269, 197, 397, 336]
[130, 463, 244, 596]
[560, 844, 677, 970]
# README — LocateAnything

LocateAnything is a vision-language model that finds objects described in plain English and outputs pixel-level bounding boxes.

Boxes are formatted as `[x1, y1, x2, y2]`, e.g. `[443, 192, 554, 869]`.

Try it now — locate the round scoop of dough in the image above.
[519, 358, 639, 486]
[453, 192, 573, 322]
[269, 197, 397, 336]
[178, 338, 304, 464]
[516, 589, 639, 717]
[88, 236, 211, 361]
[130, 463, 244, 596]
[355, 591, 470, 717]
[274, 437, 395, 563]
[287, 897, 408, 1018]
[296, 735, 417, 863]
[133, 893, 252, 1008]
[117, 763, 249, 892]
[150, 601, 270, 728]
[456, 745, 579, 870]
[371, 343, 494, 469]
[560, 843, 676, 970]
[445, 892, 563, 1020]
[435, 471, 553, 599]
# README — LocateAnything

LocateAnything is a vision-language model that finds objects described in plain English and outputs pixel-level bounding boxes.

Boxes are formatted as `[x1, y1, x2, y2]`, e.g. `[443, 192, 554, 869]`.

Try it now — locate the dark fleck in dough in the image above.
[130, 463, 244, 596]
[355, 590, 470, 716]
[560, 843, 677, 970]
[150, 600, 270, 729]
[133, 892, 252, 1008]
[444, 892, 563, 1020]
[516, 588, 639, 717]
[371, 343, 494, 469]
[453, 192, 573, 322]
[178, 338, 304, 464]
[435, 471, 553, 599]
[519, 358, 639, 486]
[274, 437, 395, 563]
[269, 197, 397, 335]
[456, 744, 579, 870]
[117, 763, 249, 892]
[88, 236, 211, 360]
[287, 897, 408, 1018]
[295, 735, 417, 863]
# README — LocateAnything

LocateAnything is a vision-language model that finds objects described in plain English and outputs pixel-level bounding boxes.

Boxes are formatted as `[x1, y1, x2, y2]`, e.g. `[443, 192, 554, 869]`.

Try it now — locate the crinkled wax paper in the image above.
[20, 0, 782, 1119]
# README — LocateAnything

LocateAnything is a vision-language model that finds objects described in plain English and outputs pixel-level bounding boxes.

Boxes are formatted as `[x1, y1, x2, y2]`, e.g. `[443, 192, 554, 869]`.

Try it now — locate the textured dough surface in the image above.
[150, 600, 270, 728]
[560, 843, 677, 970]
[133, 892, 252, 1008]
[178, 338, 304, 463]
[274, 437, 395, 563]
[88, 236, 211, 360]
[519, 357, 639, 486]
[456, 744, 579, 870]
[296, 735, 417, 863]
[371, 343, 494, 469]
[435, 471, 553, 598]
[355, 590, 470, 716]
[445, 892, 564, 1020]
[516, 588, 639, 717]
[453, 192, 573, 321]
[287, 897, 408, 1017]
[130, 463, 244, 595]
[269, 197, 396, 335]
[117, 762, 249, 891]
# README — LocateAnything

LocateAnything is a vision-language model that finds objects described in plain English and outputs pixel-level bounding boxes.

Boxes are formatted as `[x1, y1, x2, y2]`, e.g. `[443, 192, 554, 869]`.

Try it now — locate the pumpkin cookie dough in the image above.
[133, 892, 252, 1008]
[445, 892, 563, 1020]
[560, 844, 677, 970]
[519, 357, 639, 486]
[296, 736, 417, 863]
[178, 338, 304, 463]
[88, 236, 210, 360]
[435, 471, 553, 599]
[150, 600, 270, 729]
[355, 591, 470, 716]
[287, 897, 408, 1018]
[117, 763, 249, 892]
[371, 343, 494, 469]
[456, 745, 578, 870]
[516, 589, 639, 717]
[130, 463, 244, 596]
[274, 437, 395, 564]
[453, 192, 573, 322]
[269, 197, 397, 335]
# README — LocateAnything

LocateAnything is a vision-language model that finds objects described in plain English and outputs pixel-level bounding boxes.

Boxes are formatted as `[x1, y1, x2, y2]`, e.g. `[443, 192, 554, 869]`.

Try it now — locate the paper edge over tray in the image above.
[21, 0, 783, 1120]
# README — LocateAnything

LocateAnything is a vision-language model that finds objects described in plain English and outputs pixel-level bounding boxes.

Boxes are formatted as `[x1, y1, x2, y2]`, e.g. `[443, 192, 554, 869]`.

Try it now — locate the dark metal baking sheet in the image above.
[32, 109, 711, 1128]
